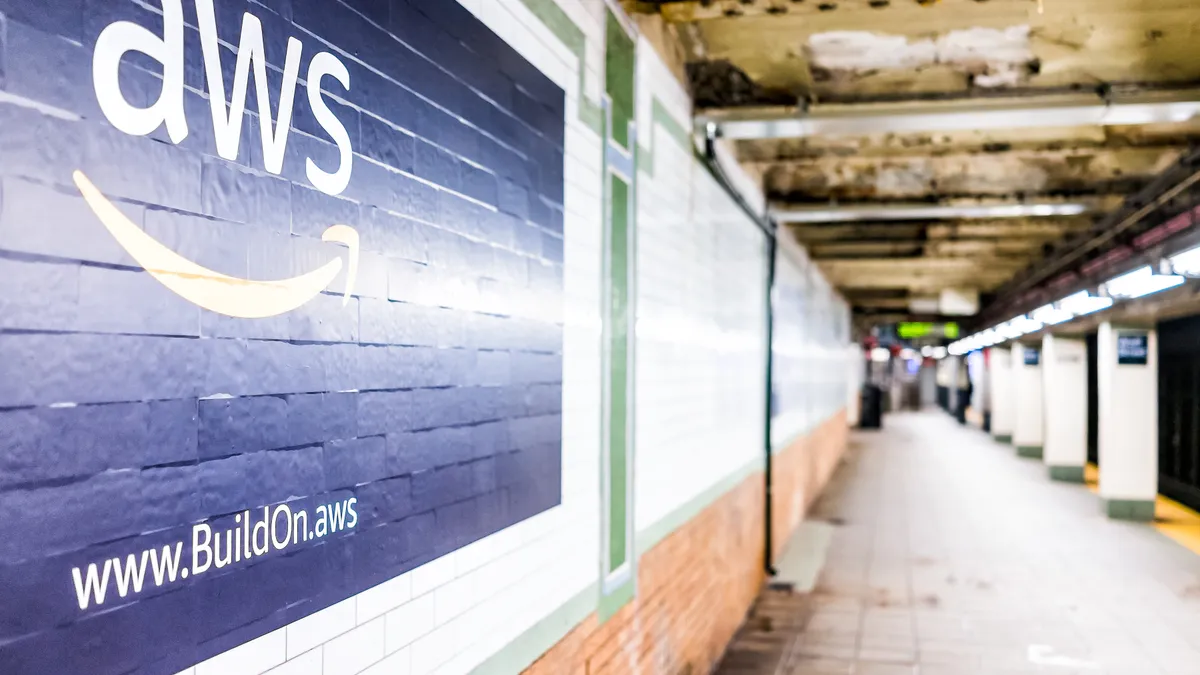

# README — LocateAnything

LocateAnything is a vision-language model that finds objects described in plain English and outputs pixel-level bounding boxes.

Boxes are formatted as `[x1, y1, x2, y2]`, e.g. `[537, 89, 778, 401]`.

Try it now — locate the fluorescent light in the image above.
[771, 202, 1091, 223]
[933, 347, 948, 359]
[1102, 266, 1185, 299]
[1059, 290, 1113, 315]
[996, 321, 1023, 340]
[1168, 245, 1200, 277]
[921, 346, 934, 357]
[871, 347, 891, 362]
[1008, 315, 1045, 334]
[1030, 303, 1074, 325]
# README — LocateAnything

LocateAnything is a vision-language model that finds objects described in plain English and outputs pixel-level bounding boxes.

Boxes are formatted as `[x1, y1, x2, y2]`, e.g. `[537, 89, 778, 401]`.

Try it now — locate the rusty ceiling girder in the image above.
[757, 145, 1184, 202]
[653, 0, 1200, 103]
[789, 217, 1093, 243]
[808, 239, 1049, 259]
[630, 0, 1200, 323]
[818, 256, 1026, 291]
[653, 0, 1034, 23]
[735, 125, 1200, 163]
[980, 144, 1200, 325]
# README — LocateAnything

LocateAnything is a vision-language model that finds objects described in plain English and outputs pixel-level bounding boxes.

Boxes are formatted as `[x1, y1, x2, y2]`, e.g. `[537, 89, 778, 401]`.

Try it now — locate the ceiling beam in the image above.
[817, 257, 1024, 290]
[789, 217, 1093, 242]
[845, 297, 913, 310]
[736, 130, 1200, 163]
[807, 239, 1049, 259]
[701, 89, 1200, 140]
[655, 0, 1025, 23]
[925, 218, 1094, 239]
[758, 145, 1184, 201]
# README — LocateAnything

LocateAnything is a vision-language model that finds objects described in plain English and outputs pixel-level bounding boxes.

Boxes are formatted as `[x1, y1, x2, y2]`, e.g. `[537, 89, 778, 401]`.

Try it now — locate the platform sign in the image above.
[1023, 348, 1041, 366]
[0, 1, 565, 673]
[1117, 332, 1150, 365]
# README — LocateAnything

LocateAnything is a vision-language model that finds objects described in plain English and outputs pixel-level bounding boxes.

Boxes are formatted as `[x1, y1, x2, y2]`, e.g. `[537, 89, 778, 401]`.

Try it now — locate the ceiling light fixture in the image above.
[1102, 265, 1185, 299]
[1057, 290, 1113, 316]
[1167, 245, 1200, 277]
[1030, 303, 1074, 325]
[770, 202, 1091, 223]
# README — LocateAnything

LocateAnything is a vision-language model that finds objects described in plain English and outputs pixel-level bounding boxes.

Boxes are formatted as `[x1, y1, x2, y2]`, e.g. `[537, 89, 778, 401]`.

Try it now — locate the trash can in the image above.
[860, 384, 883, 429]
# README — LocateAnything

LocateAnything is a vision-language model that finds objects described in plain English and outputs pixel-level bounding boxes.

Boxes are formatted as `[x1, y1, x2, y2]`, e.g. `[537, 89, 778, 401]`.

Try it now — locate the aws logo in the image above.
[82, 0, 358, 318]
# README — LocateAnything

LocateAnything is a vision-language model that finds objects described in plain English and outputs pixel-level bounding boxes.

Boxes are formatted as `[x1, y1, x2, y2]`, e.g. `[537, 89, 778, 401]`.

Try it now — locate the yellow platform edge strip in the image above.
[1085, 462, 1200, 556]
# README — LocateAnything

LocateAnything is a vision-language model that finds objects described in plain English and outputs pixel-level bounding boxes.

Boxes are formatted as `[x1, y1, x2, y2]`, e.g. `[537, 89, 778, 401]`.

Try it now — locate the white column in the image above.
[1011, 342, 1044, 458]
[1097, 322, 1158, 521]
[1042, 334, 1087, 482]
[989, 347, 1013, 443]
[846, 344, 863, 426]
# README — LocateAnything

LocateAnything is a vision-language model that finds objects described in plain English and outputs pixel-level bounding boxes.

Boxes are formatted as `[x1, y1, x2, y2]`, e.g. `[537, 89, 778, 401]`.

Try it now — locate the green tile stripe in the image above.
[468, 405, 849, 673]
[993, 433, 1012, 445]
[467, 582, 598, 675]
[515, 0, 690, 156]
[468, 455, 766, 674]
[1048, 465, 1085, 483]
[516, 0, 602, 132]
[638, 98, 692, 177]
[636, 455, 766, 553]
[605, 9, 636, 151]
[597, 575, 635, 621]
[1017, 445, 1043, 459]
[1106, 499, 1156, 522]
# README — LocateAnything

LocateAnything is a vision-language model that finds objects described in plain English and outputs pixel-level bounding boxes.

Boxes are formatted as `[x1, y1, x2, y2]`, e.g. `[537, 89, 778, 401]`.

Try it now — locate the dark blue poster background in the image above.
[0, 0, 565, 672]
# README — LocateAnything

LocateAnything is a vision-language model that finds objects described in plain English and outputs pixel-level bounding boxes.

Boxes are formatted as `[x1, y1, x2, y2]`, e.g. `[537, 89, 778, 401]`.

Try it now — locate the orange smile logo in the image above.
[74, 171, 359, 319]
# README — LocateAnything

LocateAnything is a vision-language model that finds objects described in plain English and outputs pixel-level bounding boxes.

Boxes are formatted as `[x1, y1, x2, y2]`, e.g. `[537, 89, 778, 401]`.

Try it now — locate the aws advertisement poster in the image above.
[0, 0, 566, 672]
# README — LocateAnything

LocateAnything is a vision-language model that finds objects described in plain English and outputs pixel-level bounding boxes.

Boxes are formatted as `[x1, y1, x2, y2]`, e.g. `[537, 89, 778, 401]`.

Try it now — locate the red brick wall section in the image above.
[771, 411, 849, 561]
[522, 411, 849, 675]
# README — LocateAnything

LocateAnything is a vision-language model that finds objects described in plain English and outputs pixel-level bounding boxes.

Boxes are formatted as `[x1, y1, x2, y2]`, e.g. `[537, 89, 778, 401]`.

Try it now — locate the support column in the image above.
[989, 347, 1013, 444]
[1042, 334, 1087, 482]
[1011, 342, 1044, 458]
[1097, 322, 1158, 521]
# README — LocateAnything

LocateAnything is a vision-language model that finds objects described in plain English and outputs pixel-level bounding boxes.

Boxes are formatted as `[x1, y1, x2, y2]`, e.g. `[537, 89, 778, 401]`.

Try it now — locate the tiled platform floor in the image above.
[719, 410, 1200, 675]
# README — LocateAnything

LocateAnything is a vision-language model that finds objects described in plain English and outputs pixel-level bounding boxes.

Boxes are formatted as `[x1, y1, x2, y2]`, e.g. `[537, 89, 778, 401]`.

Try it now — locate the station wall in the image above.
[0, 0, 852, 673]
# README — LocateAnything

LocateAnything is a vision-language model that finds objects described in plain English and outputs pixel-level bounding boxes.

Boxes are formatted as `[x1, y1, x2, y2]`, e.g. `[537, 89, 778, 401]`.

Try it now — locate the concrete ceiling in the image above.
[629, 0, 1200, 323]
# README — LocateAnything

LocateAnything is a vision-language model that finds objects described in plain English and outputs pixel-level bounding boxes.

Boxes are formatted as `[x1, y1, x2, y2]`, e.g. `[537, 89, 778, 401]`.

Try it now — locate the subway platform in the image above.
[719, 410, 1200, 675]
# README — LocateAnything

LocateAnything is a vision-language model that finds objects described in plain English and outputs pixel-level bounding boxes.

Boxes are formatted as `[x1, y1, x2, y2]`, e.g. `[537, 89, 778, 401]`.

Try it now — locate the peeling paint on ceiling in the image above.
[805, 26, 1037, 88]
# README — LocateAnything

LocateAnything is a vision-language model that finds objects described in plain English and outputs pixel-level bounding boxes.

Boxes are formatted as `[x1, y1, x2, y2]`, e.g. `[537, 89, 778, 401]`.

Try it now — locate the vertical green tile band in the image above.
[607, 173, 630, 573]
[599, 6, 637, 622]
[605, 11, 635, 151]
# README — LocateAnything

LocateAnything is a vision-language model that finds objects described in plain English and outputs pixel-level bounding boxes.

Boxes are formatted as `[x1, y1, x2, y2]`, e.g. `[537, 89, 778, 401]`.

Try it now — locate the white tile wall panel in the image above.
[356, 573, 413, 626]
[195, 629, 287, 675]
[322, 618, 385, 675]
[384, 593, 437, 655]
[286, 599, 356, 660]
[262, 651, 322, 675]
[359, 648, 412, 675]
